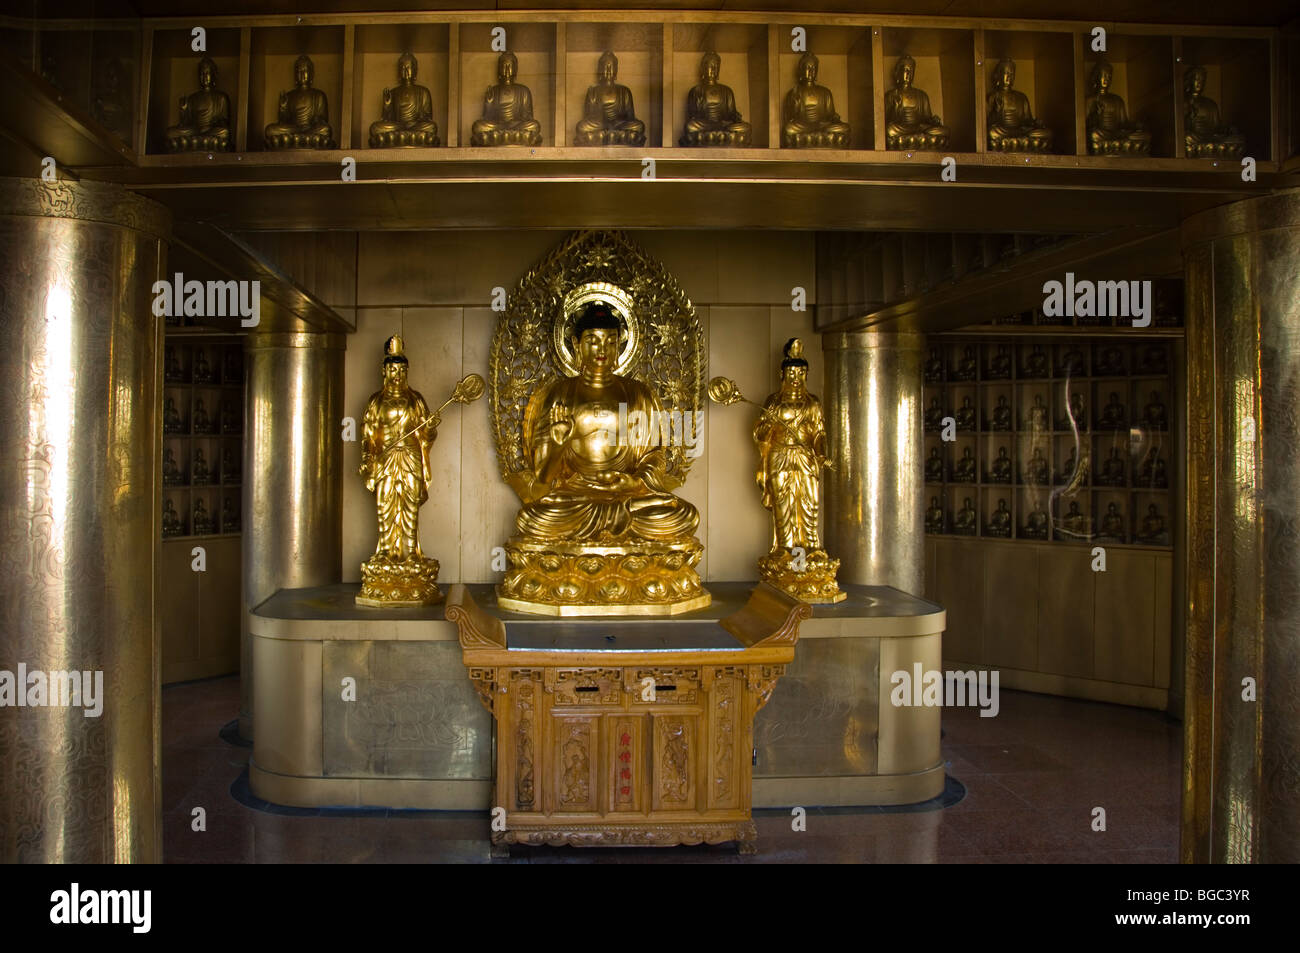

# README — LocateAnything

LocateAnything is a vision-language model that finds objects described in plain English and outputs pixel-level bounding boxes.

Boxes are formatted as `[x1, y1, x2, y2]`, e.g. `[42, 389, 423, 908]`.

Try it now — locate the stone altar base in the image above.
[246, 582, 946, 813]
[497, 537, 709, 616]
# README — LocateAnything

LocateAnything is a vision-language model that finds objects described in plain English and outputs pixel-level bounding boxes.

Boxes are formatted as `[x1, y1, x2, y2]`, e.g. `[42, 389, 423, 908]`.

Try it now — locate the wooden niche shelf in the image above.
[113, 11, 1279, 171]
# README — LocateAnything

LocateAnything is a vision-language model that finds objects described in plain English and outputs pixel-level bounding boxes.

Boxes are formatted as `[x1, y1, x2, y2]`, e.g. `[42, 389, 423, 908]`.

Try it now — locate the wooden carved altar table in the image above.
[446, 583, 810, 854]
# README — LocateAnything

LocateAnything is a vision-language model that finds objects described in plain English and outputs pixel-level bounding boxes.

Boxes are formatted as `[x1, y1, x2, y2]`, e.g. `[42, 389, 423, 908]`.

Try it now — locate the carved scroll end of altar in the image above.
[445, 584, 507, 649]
[719, 582, 813, 649]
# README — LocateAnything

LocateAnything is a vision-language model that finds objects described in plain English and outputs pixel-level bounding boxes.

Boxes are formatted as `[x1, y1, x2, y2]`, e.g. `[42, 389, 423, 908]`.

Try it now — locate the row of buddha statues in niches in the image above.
[162, 488, 241, 539]
[927, 487, 1170, 546]
[925, 339, 1171, 384]
[925, 431, 1171, 492]
[155, 41, 1259, 156]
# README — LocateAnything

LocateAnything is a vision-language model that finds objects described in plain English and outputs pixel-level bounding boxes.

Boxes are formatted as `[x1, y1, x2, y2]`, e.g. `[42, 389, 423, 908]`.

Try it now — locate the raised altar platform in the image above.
[247, 581, 946, 813]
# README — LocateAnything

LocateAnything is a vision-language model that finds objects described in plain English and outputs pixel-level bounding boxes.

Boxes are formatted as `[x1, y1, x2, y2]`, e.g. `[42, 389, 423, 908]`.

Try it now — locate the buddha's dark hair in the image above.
[574, 301, 622, 336]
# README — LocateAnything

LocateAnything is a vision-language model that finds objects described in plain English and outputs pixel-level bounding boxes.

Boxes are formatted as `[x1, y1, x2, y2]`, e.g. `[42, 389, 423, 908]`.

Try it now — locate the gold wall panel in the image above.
[985, 543, 1041, 673]
[934, 538, 983, 661]
[0, 177, 168, 863]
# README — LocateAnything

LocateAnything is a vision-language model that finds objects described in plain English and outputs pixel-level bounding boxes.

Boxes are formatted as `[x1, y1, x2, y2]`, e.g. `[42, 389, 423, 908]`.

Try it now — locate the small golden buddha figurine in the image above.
[1058, 392, 1087, 431]
[162, 499, 183, 537]
[925, 447, 944, 482]
[1024, 502, 1049, 539]
[991, 395, 1012, 432]
[163, 397, 184, 434]
[221, 496, 239, 532]
[782, 52, 851, 149]
[164, 345, 183, 382]
[1098, 447, 1127, 486]
[954, 345, 978, 381]
[1025, 394, 1048, 430]
[988, 346, 1012, 380]
[1099, 502, 1126, 541]
[192, 498, 214, 536]
[1099, 392, 1127, 429]
[986, 57, 1052, 153]
[193, 347, 213, 383]
[953, 497, 977, 535]
[1086, 60, 1151, 156]
[990, 447, 1012, 483]
[162, 448, 183, 486]
[953, 447, 976, 482]
[166, 56, 231, 152]
[357, 336, 441, 606]
[1059, 501, 1090, 539]
[471, 51, 543, 147]
[751, 339, 844, 604]
[264, 54, 335, 150]
[924, 396, 944, 431]
[925, 496, 944, 533]
[193, 398, 213, 434]
[1025, 447, 1049, 485]
[221, 447, 240, 484]
[1137, 503, 1168, 544]
[924, 347, 944, 383]
[1023, 343, 1049, 377]
[1143, 391, 1167, 430]
[680, 52, 751, 147]
[955, 396, 976, 431]
[1183, 65, 1245, 158]
[1096, 346, 1124, 376]
[369, 53, 440, 148]
[192, 448, 212, 485]
[987, 499, 1012, 538]
[885, 54, 949, 150]
[575, 52, 646, 146]
[220, 400, 239, 434]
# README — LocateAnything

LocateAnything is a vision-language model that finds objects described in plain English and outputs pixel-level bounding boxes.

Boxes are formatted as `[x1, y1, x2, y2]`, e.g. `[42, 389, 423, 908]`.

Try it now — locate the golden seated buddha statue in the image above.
[471, 51, 543, 147]
[1086, 60, 1151, 156]
[369, 52, 440, 148]
[574, 51, 646, 147]
[165, 56, 231, 153]
[491, 235, 709, 616]
[781, 52, 851, 149]
[680, 51, 751, 147]
[986, 57, 1053, 153]
[264, 54, 335, 150]
[885, 54, 949, 150]
[1183, 65, 1245, 159]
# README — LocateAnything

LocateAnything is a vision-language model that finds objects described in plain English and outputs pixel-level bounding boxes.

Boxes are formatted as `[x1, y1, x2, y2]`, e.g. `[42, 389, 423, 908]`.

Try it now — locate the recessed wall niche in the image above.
[458, 22, 557, 147]
[352, 24, 450, 149]
[147, 27, 241, 154]
[776, 25, 873, 149]
[249, 26, 345, 151]
[881, 27, 976, 153]
[1080, 34, 1175, 157]
[981, 29, 1076, 155]
[670, 23, 769, 148]
[565, 22, 663, 147]
[1177, 35, 1271, 160]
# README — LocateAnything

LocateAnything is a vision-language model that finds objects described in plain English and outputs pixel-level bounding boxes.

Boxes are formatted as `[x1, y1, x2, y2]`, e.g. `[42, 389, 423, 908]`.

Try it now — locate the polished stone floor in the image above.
[163, 675, 1180, 863]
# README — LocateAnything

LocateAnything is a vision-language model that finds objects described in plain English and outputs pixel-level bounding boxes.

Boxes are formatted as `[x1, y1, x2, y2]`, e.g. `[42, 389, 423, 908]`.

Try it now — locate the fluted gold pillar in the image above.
[240, 332, 344, 741]
[822, 331, 925, 593]
[1182, 189, 1300, 864]
[0, 177, 169, 862]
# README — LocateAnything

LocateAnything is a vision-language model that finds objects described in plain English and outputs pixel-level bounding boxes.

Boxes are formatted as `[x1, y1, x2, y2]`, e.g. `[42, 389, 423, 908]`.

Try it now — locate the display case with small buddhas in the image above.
[923, 335, 1175, 549]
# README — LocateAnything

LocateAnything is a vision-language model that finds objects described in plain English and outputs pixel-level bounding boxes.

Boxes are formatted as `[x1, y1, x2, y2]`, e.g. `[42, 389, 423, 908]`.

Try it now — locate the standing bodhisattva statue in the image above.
[356, 335, 483, 606]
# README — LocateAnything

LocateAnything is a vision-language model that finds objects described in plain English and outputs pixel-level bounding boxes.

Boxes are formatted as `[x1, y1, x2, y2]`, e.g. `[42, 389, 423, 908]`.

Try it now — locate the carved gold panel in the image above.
[652, 714, 697, 812]
[551, 716, 600, 815]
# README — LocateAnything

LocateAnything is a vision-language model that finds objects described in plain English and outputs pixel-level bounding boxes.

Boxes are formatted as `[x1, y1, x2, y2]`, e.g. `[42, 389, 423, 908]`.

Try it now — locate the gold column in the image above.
[822, 331, 925, 593]
[1182, 189, 1300, 864]
[240, 332, 344, 741]
[0, 177, 169, 862]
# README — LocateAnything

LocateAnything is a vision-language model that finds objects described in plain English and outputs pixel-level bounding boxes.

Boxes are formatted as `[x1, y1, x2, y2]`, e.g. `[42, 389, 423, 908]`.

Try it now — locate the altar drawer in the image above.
[547, 667, 623, 707]
[626, 667, 702, 706]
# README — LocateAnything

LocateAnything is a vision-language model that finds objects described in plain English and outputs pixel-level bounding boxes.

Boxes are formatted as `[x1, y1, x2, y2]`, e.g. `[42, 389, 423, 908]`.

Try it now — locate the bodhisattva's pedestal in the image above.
[448, 582, 809, 854]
